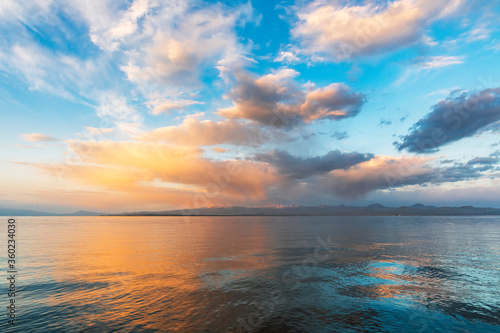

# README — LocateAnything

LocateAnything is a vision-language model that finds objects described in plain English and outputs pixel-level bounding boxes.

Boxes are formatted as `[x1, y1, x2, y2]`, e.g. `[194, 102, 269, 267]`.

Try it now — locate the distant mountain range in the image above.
[0, 208, 102, 216]
[112, 204, 500, 216]
[3, 204, 500, 217]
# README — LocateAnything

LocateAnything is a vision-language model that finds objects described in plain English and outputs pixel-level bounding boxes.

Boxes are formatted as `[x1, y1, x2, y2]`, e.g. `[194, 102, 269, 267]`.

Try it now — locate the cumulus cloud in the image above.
[254, 150, 374, 179]
[23, 133, 60, 142]
[395, 88, 500, 153]
[118, 1, 253, 88]
[137, 117, 267, 146]
[48, 140, 279, 204]
[0, 1, 253, 118]
[322, 154, 488, 199]
[217, 68, 364, 126]
[274, 51, 300, 63]
[293, 0, 465, 61]
[31, 141, 496, 207]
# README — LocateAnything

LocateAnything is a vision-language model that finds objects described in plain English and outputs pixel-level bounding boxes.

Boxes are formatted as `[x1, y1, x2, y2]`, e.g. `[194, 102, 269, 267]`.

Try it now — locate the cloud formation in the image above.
[148, 99, 204, 115]
[331, 131, 349, 140]
[395, 88, 500, 153]
[137, 117, 267, 146]
[255, 149, 374, 179]
[415, 55, 464, 69]
[293, 0, 465, 61]
[23, 133, 60, 142]
[218, 68, 364, 126]
[49, 140, 279, 205]
[323, 154, 488, 199]
[118, 1, 252, 88]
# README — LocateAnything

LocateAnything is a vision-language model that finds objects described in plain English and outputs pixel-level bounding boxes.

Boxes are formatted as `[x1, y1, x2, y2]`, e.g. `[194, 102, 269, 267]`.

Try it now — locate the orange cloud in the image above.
[23, 133, 60, 142]
[137, 117, 265, 146]
[326, 155, 435, 198]
[37, 140, 280, 208]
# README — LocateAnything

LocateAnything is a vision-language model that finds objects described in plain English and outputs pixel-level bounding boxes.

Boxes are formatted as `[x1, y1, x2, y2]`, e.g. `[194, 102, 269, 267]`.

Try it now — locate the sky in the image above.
[1, 0, 500, 213]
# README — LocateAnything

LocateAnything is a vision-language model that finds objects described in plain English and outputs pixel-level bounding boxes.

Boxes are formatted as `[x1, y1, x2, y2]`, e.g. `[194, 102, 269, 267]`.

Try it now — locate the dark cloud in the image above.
[255, 149, 373, 179]
[218, 69, 364, 127]
[331, 131, 349, 140]
[395, 88, 500, 153]
[466, 156, 499, 165]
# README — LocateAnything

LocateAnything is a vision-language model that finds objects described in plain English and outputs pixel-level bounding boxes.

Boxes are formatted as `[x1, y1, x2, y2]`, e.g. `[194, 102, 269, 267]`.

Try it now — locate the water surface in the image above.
[1, 216, 499, 332]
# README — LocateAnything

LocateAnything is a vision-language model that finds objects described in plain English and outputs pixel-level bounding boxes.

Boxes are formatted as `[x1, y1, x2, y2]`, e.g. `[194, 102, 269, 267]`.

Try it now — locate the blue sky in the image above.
[1, 0, 500, 213]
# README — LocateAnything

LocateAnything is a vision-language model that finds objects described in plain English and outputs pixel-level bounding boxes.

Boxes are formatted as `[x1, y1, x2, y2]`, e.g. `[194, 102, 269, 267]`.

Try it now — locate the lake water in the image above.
[1, 216, 499, 332]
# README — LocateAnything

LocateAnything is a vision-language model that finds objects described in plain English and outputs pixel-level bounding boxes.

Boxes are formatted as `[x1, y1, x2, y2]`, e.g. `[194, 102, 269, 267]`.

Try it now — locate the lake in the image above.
[1, 216, 499, 332]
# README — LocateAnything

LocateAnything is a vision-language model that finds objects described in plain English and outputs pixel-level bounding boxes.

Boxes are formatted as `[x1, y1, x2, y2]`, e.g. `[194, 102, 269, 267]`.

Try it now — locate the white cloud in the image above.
[416, 55, 464, 69]
[117, 1, 253, 89]
[148, 99, 204, 115]
[293, 0, 465, 61]
[465, 25, 490, 42]
[85, 127, 115, 135]
[96, 92, 144, 135]
[0, 43, 99, 101]
[274, 51, 300, 64]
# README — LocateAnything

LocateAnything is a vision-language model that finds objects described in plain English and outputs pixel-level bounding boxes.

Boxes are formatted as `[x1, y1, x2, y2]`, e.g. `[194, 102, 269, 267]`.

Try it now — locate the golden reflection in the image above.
[361, 260, 441, 300]
[21, 216, 277, 331]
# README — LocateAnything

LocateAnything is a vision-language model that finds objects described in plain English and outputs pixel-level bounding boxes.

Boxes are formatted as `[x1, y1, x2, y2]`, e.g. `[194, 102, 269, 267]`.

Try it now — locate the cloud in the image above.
[23, 133, 60, 142]
[0, 43, 100, 101]
[41, 140, 280, 206]
[322, 156, 432, 198]
[148, 99, 204, 115]
[293, 0, 465, 61]
[301, 83, 365, 121]
[467, 156, 499, 165]
[85, 127, 114, 135]
[322, 154, 487, 199]
[212, 147, 230, 153]
[217, 68, 364, 127]
[380, 119, 392, 126]
[96, 92, 144, 135]
[137, 117, 268, 146]
[331, 131, 349, 140]
[118, 1, 253, 88]
[465, 25, 490, 42]
[415, 55, 464, 69]
[254, 149, 374, 179]
[28, 140, 496, 207]
[0, 1, 254, 121]
[15, 144, 45, 150]
[465, 155, 499, 171]
[395, 88, 500, 153]
[274, 51, 300, 63]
